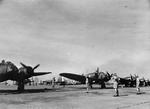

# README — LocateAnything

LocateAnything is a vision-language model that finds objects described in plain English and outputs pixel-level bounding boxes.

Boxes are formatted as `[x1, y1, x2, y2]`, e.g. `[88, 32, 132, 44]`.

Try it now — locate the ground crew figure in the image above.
[52, 77, 56, 88]
[111, 73, 119, 97]
[61, 77, 65, 87]
[1, 60, 5, 65]
[86, 76, 89, 93]
[136, 75, 140, 94]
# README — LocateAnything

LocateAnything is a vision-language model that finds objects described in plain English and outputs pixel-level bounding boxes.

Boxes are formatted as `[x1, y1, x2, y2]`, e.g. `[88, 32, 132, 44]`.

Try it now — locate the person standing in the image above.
[136, 75, 140, 94]
[52, 77, 56, 88]
[86, 76, 90, 93]
[1, 60, 5, 64]
[61, 77, 66, 87]
[111, 73, 119, 97]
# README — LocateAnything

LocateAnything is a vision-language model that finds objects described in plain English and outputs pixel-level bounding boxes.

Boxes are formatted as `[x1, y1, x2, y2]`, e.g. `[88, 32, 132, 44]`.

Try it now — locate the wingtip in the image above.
[48, 72, 52, 74]
[59, 73, 66, 76]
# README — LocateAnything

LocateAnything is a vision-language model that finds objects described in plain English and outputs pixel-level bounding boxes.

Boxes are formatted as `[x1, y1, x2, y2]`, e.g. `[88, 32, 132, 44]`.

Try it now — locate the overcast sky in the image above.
[0, 0, 150, 79]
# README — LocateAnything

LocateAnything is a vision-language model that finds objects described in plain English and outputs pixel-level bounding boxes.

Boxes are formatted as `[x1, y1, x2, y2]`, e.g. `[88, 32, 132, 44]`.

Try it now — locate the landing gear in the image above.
[125, 83, 128, 87]
[101, 82, 106, 88]
[90, 85, 93, 89]
[17, 81, 24, 92]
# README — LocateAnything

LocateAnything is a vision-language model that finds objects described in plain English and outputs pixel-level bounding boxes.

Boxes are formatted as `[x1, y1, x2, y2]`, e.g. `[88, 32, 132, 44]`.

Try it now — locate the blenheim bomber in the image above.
[0, 60, 51, 92]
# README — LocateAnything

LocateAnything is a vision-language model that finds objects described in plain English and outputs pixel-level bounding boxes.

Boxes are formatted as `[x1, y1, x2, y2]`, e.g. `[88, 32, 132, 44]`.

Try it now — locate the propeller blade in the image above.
[96, 67, 99, 73]
[33, 64, 40, 70]
[20, 62, 27, 68]
[106, 71, 110, 76]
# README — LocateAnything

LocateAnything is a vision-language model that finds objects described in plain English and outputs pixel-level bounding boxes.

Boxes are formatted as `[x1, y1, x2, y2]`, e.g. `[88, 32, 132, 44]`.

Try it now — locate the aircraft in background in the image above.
[119, 74, 136, 87]
[119, 74, 147, 87]
[0, 60, 51, 92]
[59, 68, 112, 88]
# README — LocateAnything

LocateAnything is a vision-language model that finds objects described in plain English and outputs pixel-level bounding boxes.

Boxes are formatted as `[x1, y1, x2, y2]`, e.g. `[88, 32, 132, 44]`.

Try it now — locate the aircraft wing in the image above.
[60, 73, 86, 83]
[119, 77, 135, 87]
[33, 72, 52, 76]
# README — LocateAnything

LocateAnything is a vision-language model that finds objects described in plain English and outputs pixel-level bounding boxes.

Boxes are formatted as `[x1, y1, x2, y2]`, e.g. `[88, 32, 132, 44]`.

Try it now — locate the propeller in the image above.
[18, 62, 48, 92]
[130, 74, 133, 80]
[20, 62, 27, 68]
[33, 64, 40, 70]
[105, 71, 112, 80]
[20, 62, 40, 75]
[96, 67, 99, 73]
[106, 71, 111, 77]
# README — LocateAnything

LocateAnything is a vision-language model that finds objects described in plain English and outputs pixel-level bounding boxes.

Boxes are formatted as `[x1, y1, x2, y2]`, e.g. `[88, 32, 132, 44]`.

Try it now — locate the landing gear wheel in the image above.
[17, 81, 24, 92]
[90, 85, 93, 89]
[101, 82, 106, 88]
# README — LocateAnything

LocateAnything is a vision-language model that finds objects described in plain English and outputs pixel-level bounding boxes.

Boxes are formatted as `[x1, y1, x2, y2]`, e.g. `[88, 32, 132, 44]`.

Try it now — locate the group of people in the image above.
[111, 73, 141, 97]
[51, 76, 66, 88]
[85, 73, 141, 97]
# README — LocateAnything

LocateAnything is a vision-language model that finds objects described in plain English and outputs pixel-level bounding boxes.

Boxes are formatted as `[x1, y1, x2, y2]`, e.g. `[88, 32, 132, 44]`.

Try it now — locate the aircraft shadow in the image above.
[126, 91, 146, 94]
[68, 86, 113, 90]
[89, 91, 104, 95]
[0, 88, 55, 95]
[119, 94, 128, 97]
[136, 92, 146, 95]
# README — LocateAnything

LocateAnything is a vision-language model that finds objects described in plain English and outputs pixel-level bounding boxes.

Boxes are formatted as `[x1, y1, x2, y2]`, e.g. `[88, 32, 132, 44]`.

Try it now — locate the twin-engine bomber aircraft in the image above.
[119, 74, 146, 87]
[0, 60, 51, 92]
[119, 74, 136, 87]
[60, 68, 111, 88]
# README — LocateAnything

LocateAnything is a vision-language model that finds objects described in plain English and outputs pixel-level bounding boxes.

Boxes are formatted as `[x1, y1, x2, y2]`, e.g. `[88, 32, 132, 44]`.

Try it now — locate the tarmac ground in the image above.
[0, 84, 150, 109]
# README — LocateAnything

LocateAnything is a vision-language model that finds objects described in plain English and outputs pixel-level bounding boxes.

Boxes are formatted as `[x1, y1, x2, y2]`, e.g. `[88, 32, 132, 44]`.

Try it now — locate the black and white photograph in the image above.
[0, 0, 149, 109]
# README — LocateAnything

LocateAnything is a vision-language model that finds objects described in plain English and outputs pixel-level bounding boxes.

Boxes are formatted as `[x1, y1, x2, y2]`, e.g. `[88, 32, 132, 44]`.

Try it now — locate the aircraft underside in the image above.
[89, 82, 106, 89]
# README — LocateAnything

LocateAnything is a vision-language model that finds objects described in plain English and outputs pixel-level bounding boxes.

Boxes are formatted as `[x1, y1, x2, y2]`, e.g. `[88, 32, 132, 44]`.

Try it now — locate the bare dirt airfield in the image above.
[0, 85, 150, 109]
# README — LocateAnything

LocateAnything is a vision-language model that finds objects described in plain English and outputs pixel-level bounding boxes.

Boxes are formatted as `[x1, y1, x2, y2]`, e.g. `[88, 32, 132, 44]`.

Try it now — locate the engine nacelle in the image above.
[18, 67, 32, 80]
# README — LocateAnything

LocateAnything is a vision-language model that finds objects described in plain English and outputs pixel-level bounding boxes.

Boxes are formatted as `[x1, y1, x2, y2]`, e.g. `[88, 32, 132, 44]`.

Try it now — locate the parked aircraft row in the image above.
[0, 60, 149, 92]
[60, 68, 149, 88]
[119, 74, 148, 87]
